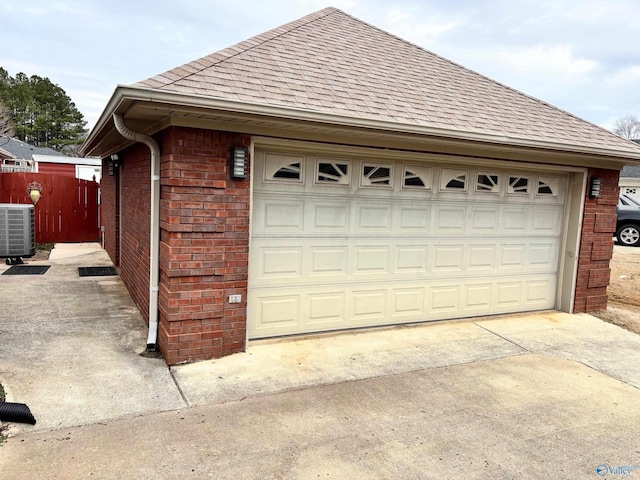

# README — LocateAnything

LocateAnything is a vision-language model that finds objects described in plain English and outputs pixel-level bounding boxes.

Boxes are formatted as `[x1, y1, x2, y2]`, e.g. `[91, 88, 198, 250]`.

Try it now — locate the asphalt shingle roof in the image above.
[621, 165, 640, 178]
[134, 7, 639, 154]
[0, 137, 62, 159]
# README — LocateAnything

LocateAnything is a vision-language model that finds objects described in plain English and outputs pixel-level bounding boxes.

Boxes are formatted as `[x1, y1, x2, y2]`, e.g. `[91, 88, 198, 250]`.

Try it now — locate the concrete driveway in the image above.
[1, 244, 640, 479]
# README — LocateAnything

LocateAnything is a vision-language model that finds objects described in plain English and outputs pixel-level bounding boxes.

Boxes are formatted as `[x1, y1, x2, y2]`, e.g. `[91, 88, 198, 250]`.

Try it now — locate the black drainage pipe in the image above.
[0, 402, 36, 424]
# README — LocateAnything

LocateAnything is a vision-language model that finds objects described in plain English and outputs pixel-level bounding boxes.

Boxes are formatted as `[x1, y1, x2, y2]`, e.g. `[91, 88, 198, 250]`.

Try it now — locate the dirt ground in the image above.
[592, 246, 640, 335]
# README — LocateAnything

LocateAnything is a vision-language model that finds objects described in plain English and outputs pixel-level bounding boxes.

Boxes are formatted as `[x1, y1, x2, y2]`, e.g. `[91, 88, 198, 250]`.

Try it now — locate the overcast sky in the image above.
[2, 0, 639, 132]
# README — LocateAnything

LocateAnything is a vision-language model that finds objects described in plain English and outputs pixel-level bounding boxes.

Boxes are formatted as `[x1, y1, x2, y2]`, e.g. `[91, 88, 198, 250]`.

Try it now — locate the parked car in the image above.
[616, 194, 640, 246]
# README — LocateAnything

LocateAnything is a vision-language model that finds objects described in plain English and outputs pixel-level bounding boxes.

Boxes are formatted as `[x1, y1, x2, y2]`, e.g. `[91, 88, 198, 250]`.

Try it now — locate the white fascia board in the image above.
[83, 85, 640, 161]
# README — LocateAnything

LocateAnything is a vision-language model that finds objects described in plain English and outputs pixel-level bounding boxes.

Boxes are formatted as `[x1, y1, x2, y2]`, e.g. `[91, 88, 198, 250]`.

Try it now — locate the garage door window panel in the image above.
[476, 173, 501, 193]
[440, 169, 468, 191]
[402, 165, 432, 190]
[536, 177, 559, 197]
[508, 176, 530, 195]
[361, 164, 392, 187]
[264, 154, 304, 183]
[316, 159, 350, 185]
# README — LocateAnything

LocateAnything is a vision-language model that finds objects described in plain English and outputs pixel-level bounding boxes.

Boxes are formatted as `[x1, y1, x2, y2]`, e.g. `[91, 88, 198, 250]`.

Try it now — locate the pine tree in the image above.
[0, 67, 87, 152]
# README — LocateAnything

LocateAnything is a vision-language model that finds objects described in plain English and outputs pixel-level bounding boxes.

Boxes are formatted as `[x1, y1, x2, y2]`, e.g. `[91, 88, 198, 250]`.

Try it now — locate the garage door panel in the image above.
[496, 282, 523, 307]
[312, 202, 350, 230]
[433, 245, 465, 272]
[354, 246, 390, 275]
[356, 203, 392, 231]
[351, 289, 387, 323]
[256, 295, 301, 330]
[524, 279, 555, 306]
[430, 285, 461, 313]
[503, 208, 529, 232]
[259, 247, 303, 279]
[468, 245, 497, 270]
[395, 246, 428, 272]
[310, 247, 349, 277]
[499, 244, 526, 269]
[470, 207, 499, 233]
[398, 206, 431, 230]
[435, 205, 466, 231]
[392, 287, 426, 316]
[531, 207, 563, 234]
[307, 292, 347, 326]
[249, 149, 567, 339]
[527, 243, 558, 269]
[463, 283, 493, 310]
[257, 199, 304, 233]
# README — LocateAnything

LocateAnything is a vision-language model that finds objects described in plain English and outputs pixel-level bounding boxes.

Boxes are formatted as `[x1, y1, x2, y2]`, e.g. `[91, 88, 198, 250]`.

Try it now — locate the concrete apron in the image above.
[0, 243, 185, 436]
[2, 353, 640, 479]
[171, 311, 640, 407]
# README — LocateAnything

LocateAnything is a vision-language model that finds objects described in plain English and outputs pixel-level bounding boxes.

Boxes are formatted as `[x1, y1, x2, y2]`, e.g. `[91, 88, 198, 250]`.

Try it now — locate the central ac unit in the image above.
[0, 204, 35, 262]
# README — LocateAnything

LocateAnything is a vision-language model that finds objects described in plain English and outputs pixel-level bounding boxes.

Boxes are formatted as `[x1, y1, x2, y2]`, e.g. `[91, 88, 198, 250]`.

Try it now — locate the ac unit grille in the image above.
[0, 204, 36, 257]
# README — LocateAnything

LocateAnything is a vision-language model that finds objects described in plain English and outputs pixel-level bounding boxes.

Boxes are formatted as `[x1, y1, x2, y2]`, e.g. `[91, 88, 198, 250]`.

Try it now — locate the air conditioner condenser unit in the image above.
[0, 204, 36, 264]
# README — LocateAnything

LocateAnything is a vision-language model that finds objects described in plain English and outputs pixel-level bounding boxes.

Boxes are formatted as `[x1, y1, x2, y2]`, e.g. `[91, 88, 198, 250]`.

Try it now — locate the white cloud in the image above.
[496, 45, 597, 77]
[384, 7, 465, 48]
[604, 65, 640, 87]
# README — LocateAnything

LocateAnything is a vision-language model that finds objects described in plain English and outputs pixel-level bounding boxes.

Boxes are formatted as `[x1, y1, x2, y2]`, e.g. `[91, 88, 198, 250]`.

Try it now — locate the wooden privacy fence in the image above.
[0, 172, 100, 244]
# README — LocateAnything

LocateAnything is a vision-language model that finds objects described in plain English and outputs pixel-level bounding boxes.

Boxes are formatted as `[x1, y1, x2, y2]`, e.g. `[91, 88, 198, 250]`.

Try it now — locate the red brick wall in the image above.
[573, 168, 620, 313]
[119, 143, 153, 323]
[157, 127, 251, 365]
[100, 157, 119, 266]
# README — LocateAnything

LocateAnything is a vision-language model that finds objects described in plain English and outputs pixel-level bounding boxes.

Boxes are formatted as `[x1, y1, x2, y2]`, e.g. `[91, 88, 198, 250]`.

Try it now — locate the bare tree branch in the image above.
[0, 99, 15, 138]
[613, 115, 640, 140]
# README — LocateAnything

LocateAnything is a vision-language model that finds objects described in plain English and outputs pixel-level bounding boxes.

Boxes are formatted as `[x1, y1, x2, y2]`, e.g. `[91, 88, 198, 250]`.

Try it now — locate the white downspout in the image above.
[113, 113, 161, 352]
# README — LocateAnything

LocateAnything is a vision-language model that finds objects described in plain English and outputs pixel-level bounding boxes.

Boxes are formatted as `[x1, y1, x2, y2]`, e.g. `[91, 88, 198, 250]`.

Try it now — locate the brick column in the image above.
[573, 168, 619, 312]
[157, 127, 251, 365]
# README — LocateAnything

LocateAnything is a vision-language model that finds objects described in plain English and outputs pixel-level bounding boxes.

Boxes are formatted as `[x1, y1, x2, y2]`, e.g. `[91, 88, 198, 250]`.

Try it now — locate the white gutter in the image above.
[113, 113, 161, 352]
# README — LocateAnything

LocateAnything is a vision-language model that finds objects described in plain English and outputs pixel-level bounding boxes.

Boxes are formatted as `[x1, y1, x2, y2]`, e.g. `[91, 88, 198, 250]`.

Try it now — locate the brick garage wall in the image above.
[100, 157, 119, 266]
[119, 143, 153, 323]
[573, 168, 620, 313]
[157, 127, 250, 365]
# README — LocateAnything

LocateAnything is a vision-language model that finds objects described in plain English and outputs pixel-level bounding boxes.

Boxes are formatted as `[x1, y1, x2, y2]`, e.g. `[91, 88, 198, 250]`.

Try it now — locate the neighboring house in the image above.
[0, 136, 60, 159]
[32, 155, 102, 182]
[0, 137, 100, 181]
[620, 140, 640, 203]
[81, 8, 640, 365]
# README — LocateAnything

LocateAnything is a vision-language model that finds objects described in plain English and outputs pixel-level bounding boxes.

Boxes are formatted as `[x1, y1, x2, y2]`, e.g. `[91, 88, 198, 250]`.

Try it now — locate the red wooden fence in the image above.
[0, 172, 100, 243]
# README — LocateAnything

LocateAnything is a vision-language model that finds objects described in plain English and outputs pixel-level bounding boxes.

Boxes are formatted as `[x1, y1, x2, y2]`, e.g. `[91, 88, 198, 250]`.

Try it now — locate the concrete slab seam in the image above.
[473, 322, 531, 353]
[548, 354, 640, 392]
[168, 369, 191, 407]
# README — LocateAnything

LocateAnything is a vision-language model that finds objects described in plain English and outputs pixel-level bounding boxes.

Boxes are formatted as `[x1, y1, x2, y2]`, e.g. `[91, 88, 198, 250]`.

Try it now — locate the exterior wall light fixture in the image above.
[27, 181, 43, 205]
[589, 177, 603, 198]
[108, 153, 120, 176]
[230, 147, 248, 179]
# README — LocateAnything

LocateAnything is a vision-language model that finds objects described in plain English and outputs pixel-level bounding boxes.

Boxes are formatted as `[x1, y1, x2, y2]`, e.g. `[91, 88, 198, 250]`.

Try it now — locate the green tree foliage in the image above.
[0, 67, 87, 152]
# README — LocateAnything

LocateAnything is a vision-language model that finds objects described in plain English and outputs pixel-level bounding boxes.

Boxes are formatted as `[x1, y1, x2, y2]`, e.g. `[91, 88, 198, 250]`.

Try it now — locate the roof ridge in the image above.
[137, 7, 341, 89]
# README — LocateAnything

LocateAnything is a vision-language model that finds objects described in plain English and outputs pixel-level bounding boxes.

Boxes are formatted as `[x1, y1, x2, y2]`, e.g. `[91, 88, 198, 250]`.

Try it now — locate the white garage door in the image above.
[248, 149, 567, 339]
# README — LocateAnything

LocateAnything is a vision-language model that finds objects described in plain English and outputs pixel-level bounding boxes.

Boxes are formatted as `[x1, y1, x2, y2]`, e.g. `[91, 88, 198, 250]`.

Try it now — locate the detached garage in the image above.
[81, 8, 640, 364]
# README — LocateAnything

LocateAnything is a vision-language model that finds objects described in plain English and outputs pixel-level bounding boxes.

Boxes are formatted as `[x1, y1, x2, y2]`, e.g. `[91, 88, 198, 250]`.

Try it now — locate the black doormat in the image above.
[2, 265, 50, 275]
[78, 266, 118, 277]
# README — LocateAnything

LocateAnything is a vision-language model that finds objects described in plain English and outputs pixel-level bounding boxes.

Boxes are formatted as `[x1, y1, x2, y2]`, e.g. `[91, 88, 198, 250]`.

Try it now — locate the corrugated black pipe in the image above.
[0, 402, 36, 424]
